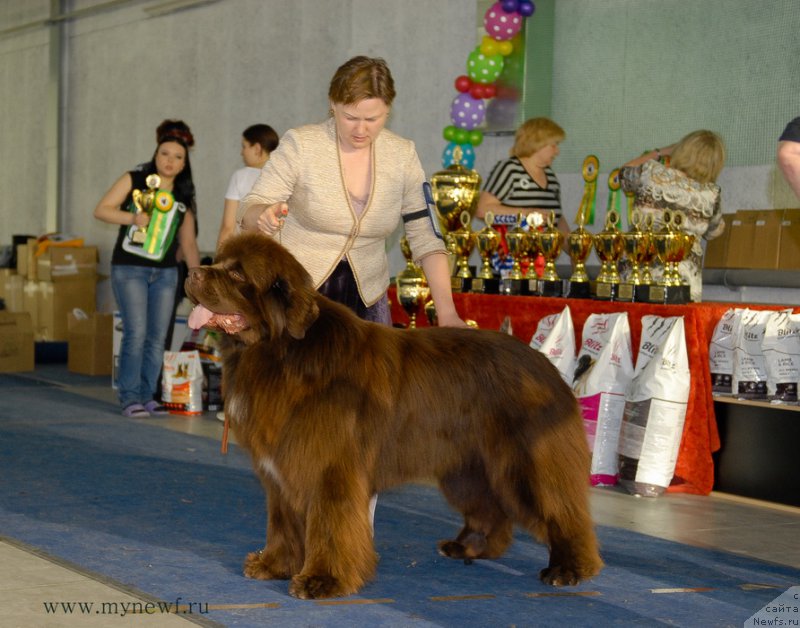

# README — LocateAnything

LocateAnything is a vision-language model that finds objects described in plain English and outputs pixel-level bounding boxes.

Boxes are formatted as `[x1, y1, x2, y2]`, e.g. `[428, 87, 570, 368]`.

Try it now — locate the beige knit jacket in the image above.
[238, 118, 446, 305]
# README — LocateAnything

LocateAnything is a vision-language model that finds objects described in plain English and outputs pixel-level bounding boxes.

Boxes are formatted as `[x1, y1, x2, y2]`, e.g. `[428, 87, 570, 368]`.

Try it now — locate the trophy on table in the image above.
[593, 209, 624, 300]
[648, 210, 694, 304]
[471, 211, 501, 294]
[447, 211, 476, 292]
[537, 210, 564, 297]
[130, 174, 161, 244]
[503, 213, 532, 295]
[395, 236, 430, 328]
[619, 209, 655, 302]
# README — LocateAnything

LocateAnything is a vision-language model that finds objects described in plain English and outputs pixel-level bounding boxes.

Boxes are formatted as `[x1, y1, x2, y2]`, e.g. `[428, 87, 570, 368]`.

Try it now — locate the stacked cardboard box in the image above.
[0, 311, 34, 372]
[9, 241, 98, 341]
[704, 209, 800, 270]
[68, 312, 113, 375]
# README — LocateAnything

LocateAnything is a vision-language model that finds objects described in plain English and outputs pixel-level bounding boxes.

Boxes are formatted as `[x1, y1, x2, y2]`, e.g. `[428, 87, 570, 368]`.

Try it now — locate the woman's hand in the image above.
[255, 202, 288, 235]
[436, 309, 469, 328]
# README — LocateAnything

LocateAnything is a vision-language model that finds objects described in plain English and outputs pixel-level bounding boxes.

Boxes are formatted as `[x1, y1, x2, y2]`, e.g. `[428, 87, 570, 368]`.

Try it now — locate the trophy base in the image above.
[594, 281, 619, 301]
[646, 284, 691, 305]
[564, 280, 592, 299]
[537, 278, 563, 297]
[470, 277, 500, 294]
[501, 278, 535, 296]
[131, 230, 146, 244]
[450, 276, 472, 293]
[616, 283, 645, 302]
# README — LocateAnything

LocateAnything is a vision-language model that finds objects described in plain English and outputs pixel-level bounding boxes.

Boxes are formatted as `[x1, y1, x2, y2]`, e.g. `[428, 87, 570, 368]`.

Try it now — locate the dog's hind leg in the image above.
[244, 478, 305, 581]
[523, 435, 603, 586]
[436, 462, 514, 560]
[288, 464, 377, 599]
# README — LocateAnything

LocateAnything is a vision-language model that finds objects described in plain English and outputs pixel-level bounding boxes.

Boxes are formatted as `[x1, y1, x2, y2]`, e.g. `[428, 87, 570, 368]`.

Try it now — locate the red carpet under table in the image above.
[388, 287, 795, 497]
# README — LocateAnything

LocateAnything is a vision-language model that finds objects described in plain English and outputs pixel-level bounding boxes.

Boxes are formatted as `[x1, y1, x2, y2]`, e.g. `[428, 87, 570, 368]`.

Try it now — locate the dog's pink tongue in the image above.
[188, 304, 214, 330]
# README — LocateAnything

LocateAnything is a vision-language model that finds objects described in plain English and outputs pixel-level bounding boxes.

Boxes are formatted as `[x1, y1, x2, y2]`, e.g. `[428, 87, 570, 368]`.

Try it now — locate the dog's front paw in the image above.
[243, 550, 291, 581]
[539, 564, 592, 587]
[289, 574, 353, 600]
[437, 532, 487, 560]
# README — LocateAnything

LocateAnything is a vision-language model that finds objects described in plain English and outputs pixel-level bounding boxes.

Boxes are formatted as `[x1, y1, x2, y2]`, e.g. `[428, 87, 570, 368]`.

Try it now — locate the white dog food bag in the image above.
[708, 308, 742, 394]
[731, 309, 773, 400]
[618, 316, 690, 497]
[529, 305, 576, 385]
[573, 312, 634, 486]
[161, 350, 204, 415]
[761, 310, 800, 403]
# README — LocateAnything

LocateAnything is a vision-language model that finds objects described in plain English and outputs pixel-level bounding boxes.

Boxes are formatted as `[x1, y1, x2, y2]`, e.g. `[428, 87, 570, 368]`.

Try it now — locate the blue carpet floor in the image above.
[0, 370, 798, 627]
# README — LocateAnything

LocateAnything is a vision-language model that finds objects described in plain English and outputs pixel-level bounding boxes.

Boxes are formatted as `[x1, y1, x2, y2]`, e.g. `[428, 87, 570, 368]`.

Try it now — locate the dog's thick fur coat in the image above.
[185, 233, 602, 599]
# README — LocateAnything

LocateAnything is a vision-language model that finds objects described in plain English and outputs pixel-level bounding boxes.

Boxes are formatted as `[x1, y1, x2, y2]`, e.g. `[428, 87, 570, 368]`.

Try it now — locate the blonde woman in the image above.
[620, 129, 726, 302]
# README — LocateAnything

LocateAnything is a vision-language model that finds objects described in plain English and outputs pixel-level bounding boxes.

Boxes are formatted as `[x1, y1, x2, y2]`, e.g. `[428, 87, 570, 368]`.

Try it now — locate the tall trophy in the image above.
[648, 210, 693, 304]
[593, 209, 624, 300]
[430, 146, 482, 238]
[447, 210, 476, 292]
[503, 214, 532, 295]
[565, 203, 595, 300]
[537, 210, 564, 297]
[619, 209, 655, 302]
[471, 211, 501, 294]
[130, 174, 161, 244]
[395, 237, 430, 328]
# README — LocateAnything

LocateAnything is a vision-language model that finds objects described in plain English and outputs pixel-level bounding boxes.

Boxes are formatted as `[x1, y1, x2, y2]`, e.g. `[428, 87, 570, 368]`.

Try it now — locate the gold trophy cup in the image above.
[448, 210, 476, 292]
[429, 147, 482, 236]
[471, 211, 501, 294]
[503, 213, 532, 295]
[619, 209, 655, 302]
[537, 210, 564, 297]
[593, 209, 624, 300]
[565, 221, 594, 299]
[648, 210, 694, 304]
[130, 174, 161, 244]
[395, 237, 430, 328]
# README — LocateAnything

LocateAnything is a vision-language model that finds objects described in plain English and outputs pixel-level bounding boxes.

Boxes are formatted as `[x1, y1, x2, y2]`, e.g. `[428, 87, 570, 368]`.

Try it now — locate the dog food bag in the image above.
[529, 305, 575, 385]
[761, 310, 800, 403]
[618, 316, 690, 497]
[708, 308, 742, 394]
[161, 350, 204, 415]
[573, 312, 634, 486]
[731, 308, 773, 400]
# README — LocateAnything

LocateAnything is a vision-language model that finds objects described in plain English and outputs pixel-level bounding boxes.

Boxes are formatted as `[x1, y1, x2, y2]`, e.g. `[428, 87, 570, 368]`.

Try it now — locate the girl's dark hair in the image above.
[243, 124, 279, 153]
[146, 119, 197, 213]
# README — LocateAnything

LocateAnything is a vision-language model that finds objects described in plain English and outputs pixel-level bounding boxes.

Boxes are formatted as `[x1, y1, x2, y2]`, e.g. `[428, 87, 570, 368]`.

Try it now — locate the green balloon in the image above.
[454, 128, 469, 144]
[443, 125, 458, 142]
[468, 130, 484, 146]
[467, 46, 504, 85]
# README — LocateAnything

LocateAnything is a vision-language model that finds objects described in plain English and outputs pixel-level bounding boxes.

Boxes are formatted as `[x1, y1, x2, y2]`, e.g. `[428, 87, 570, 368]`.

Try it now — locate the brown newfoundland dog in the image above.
[185, 232, 602, 600]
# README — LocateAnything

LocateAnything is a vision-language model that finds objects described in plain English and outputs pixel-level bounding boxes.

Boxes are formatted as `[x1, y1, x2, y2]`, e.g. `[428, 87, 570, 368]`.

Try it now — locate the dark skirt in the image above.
[317, 260, 391, 325]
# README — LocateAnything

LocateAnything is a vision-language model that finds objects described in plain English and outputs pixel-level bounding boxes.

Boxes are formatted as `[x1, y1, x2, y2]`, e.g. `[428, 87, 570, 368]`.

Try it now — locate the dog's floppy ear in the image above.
[275, 275, 319, 339]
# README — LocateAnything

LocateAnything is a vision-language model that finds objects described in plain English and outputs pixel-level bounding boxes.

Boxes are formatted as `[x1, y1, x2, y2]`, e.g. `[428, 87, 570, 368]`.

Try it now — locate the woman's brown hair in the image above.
[328, 56, 396, 107]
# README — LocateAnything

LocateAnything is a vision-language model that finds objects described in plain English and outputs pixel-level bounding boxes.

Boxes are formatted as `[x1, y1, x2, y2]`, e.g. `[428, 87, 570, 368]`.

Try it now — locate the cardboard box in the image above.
[0, 268, 15, 302]
[703, 214, 732, 268]
[37, 279, 97, 341]
[3, 273, 24, 312]
[16, 244, 28, 277]
[0, 311, 34, 372]
[37, 246, 98, 282]
[778, 208, 800, 269]
[724, 209, 783, 269]
[68, 312, 112, 375]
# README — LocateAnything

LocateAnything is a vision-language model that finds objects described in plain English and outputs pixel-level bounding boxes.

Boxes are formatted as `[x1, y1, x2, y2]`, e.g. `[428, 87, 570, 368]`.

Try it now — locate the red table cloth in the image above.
[388, 287, 792, 496]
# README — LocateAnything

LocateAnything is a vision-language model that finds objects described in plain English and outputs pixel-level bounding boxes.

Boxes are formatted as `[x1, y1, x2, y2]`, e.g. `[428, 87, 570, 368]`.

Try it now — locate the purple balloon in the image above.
[501, 0, 519, 12]
[518, 0, 535, 17]
[449, 93, 486, 130]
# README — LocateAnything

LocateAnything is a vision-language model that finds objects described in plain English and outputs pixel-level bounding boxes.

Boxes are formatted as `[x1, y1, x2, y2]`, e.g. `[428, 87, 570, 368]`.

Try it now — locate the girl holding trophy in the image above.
[94, 119, 201, 418]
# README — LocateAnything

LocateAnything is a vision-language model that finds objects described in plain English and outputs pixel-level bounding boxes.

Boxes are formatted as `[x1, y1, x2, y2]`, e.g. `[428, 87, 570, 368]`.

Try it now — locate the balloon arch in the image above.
[441, 0, 535, 169]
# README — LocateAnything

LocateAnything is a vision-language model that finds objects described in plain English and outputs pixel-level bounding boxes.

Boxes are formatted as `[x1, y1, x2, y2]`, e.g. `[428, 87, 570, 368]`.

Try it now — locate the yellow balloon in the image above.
[498, 41, 513, 56]
[480, 35, 499, 57]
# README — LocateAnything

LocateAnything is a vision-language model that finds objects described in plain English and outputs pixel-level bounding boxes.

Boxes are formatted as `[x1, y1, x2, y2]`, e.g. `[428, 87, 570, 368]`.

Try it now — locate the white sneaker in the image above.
[216, 411, 225, 422]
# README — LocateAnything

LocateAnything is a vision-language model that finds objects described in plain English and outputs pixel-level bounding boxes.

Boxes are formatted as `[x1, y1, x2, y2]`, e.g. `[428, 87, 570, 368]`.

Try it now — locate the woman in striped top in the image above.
[476, 117, 567, 234]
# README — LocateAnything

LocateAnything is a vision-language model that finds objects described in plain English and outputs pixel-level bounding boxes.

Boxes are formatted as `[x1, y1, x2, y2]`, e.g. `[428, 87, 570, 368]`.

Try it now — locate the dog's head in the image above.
[185, 233, 319, 345]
